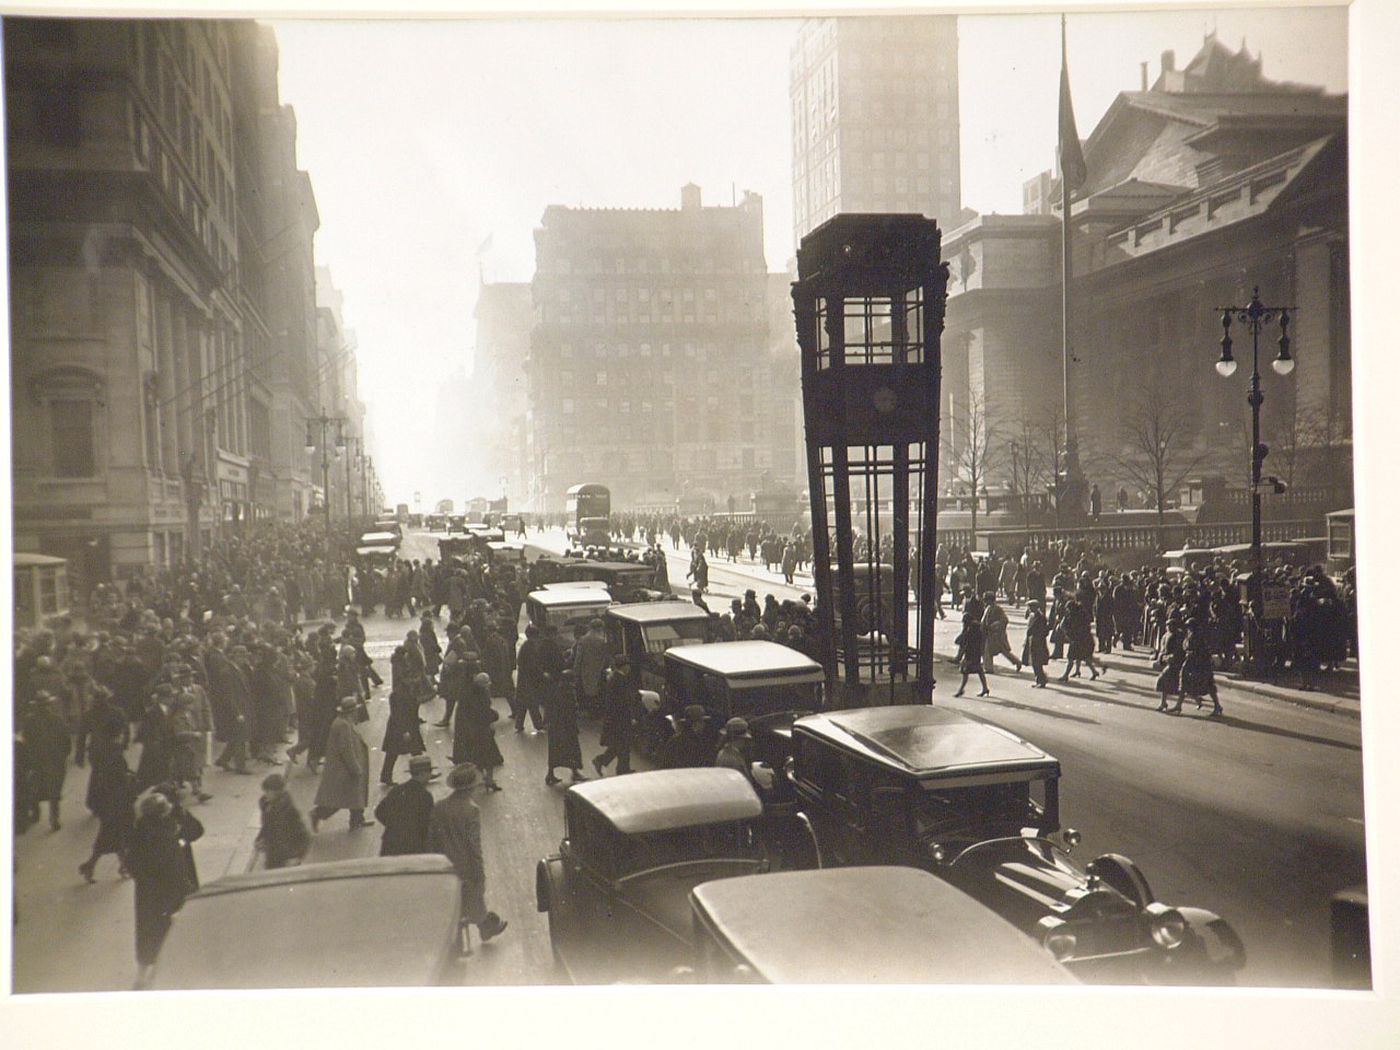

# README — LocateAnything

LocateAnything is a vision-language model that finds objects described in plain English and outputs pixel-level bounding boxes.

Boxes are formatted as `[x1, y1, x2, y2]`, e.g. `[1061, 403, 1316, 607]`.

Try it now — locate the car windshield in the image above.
[731, 681, 820, 718]
[912, 780, 1042, 840]
[640, 620, 708, 654]
[616, 820, 762, 878]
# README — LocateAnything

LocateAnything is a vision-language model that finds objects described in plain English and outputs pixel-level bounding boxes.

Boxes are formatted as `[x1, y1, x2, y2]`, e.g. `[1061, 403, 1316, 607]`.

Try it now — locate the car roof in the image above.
[565, 560, 652, 573]
[794, 706, 1058, 779]
[529, 588, 614, 608]
[542, 580, 612, 591]
[665, 640, 823, 681]
[607, 600, 711, 625]
[691, 867, 1076, 985]
[570, 768, 762, 835]
[150, 856, 460, 989]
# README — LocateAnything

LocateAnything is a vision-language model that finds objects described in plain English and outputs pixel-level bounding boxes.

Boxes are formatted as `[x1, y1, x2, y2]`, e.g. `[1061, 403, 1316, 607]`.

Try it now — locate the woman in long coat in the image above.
[1154, 616, 1187, 712]
[1058, 599, 1102, 682]
[980, 596, 1022, 672]
[543, 670, 586, 786]
[453, 673, 504, 790]
[127, 793, 193, 983]
[80, 722, 135, 881]
[311, 699, 372, 831]
[1174, 619, 1222, 717]
[22, 693, 71, 830]
[952, 613, 989, 698]
[336, 641, 368, 724]
[1021, 600, 1051, 688]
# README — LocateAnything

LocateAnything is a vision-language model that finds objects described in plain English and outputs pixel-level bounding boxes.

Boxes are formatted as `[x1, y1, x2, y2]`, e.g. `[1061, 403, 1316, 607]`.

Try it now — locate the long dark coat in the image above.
[22, 706, 70, 801]
[204, 650, 249, 745]
[314, 715, 369, 812]
[134, 702, 175, 793]
[1022, 609, 1051, 666]
[1155, 628, 1186, 694]
[981, 603, 1014, 660]
[544, 686, 584, 771]
[954, 620, 985, 674]
[1064, 602, 1095, 662]
[374, 778, 435, 856]
[258, 791, 310, 868]
[127, 812, 193, 966]
[381, 682, 425, 757]
[1179, 631, 1217, 697]
[600, 673, 639, 751]
[453, 681, 504, 770]
[86, 737, 135, 854]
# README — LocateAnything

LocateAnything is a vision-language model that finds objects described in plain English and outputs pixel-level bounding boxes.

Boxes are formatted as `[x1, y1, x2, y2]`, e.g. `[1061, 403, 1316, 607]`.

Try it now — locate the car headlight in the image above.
[927, 842, 946, 865]
[1146, 903, 1187, 950]
[1037, 919, 1078, 961]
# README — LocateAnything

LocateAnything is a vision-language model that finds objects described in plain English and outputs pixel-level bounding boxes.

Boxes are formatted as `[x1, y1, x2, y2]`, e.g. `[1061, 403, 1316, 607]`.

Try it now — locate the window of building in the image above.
[51, 399, 96, 477]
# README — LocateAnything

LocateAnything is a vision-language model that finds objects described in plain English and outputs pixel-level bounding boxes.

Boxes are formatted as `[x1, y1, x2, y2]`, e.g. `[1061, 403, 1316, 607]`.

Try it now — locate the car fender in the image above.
[1086, 853, 1156, 908]
[536, 856, 566, 914]
[1176, 907, 1247, 971]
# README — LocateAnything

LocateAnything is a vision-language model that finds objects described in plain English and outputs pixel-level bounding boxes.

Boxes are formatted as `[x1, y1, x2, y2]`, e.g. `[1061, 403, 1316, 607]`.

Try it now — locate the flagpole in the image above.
[1059, 12, 1085, 517]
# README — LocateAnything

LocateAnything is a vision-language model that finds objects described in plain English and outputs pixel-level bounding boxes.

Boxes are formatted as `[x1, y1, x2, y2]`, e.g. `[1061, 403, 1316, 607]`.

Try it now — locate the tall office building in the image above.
[525, 184, 784, 513]
[790, 15, 963, 244]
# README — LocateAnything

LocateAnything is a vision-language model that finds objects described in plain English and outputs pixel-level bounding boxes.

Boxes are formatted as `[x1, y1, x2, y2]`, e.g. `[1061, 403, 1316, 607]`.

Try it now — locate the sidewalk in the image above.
[644, 534, 1362, 721]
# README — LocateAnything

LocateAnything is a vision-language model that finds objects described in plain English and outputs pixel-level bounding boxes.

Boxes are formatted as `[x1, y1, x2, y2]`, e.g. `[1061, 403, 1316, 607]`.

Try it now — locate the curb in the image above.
[931, 640, 1360, 720]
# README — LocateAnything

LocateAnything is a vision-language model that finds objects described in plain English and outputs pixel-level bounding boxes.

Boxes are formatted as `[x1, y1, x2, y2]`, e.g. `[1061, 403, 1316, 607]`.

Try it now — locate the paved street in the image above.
[12, 526, 1365, 990]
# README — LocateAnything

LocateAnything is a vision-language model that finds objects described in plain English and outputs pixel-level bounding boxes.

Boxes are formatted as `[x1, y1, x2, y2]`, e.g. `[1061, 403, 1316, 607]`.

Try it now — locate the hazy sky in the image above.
[272, 6, 1347, 502]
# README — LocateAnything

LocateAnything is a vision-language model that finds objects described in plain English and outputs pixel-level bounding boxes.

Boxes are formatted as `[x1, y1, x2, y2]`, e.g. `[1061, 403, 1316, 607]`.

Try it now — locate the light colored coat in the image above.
[314, 714, 369, 811]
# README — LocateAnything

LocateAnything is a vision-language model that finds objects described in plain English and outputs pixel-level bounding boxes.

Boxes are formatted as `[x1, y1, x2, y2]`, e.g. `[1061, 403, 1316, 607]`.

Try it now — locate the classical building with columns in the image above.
[942, 34, 1349, 507]
[7, 18, 326, 589]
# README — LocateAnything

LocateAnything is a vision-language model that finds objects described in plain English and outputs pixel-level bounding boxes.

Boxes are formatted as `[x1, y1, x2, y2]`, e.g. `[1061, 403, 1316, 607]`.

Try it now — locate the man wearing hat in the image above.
[310, 697, 374, 832]
[1022, 600, 1052, 688]
[343, 605, 384, 690]
[659, 704, 714, 769]
[429, 764, 507, 949]
[256, 773, 310, 869]
[135, 684, 177, 792]
[571, 618, 610, 719]
[592, 658, 639, 778]
[714, 717, 755, 786]
[375, 755, 436, 856]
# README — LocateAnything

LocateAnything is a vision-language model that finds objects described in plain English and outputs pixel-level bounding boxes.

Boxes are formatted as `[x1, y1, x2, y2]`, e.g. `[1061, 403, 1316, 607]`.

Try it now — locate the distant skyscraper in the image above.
[790, 15, 963, 244]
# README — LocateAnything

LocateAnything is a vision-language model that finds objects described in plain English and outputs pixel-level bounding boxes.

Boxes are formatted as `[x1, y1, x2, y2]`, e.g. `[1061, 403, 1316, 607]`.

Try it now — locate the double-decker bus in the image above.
[565, 483, 611, 546]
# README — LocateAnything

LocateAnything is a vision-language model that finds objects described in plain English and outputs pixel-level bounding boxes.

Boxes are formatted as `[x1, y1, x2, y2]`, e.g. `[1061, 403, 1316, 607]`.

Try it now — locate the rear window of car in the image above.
[617, 821, 761, 878]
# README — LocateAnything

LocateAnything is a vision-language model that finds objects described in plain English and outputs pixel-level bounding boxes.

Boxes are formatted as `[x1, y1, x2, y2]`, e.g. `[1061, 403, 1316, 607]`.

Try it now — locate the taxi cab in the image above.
[536, 768, 766, 984]
[689, 866, 1077, 985]
[658, 641, 824, 766]
[150, 856, 463, 989]
[524, 587, 613, 632]
[787, 706, 1245, 984]
[605, 600, 713, 690]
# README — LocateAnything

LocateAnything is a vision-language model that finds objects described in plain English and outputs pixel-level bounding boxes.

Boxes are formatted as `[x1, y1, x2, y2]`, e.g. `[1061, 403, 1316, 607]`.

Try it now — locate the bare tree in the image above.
[942, 389, 1003, 537]
[1112, 381, 1209, 546]
[1005, 417, 1049, 531]
[1274, 400, 1340, 490]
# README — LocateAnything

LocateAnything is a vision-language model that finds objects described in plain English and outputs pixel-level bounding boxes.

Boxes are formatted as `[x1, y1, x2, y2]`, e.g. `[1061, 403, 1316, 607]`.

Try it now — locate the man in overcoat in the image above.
[375, 754, 436, 855]
[428, 763, 507, 949]
[310, 697, 374, 832]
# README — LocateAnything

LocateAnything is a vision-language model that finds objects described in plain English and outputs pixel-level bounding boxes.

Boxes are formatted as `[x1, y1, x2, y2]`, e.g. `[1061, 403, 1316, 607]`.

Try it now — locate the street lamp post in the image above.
[306, 413, 345, 538]
[1214, 285, 1295, 674]
[343, 434, 356, 546]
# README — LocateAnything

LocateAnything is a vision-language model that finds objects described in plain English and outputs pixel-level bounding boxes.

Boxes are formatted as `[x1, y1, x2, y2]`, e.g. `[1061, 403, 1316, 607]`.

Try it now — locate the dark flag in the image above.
[1058, 15, 1088, 198]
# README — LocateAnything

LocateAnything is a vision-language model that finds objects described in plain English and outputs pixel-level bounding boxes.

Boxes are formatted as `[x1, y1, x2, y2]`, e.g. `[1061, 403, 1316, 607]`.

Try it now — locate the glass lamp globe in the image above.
[1272, 356, 1295, 376]
[1215, 358, 1238, 378]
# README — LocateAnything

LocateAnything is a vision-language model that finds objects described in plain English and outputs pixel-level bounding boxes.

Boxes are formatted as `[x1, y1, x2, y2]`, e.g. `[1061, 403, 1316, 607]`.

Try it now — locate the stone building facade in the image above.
[473, 280, 532, 507]
[7, 19, 337, 589]
[791, 15, 964, 244]
[525, 185, 794, 513]
[942, 35, 1350, 509]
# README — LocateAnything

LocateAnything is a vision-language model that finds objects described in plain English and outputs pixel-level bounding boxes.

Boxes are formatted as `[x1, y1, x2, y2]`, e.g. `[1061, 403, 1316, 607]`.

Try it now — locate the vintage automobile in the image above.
[569, 515, 613, 549]
[534, 556, 665, 603]
[425, 513, 447, 532]
[446, 514, 468, 534]
[605, 600, 713, 692]
[535, 767, 767, 983]
[786, 705, 1245, 985]
[500, 513, 525, 535]
[689, 866, 1077, 985]
[524, 587, 614, 632]
[150, 856, 463, 989]
[656, 640, 824, 767]
[484, 539, 528, 567]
